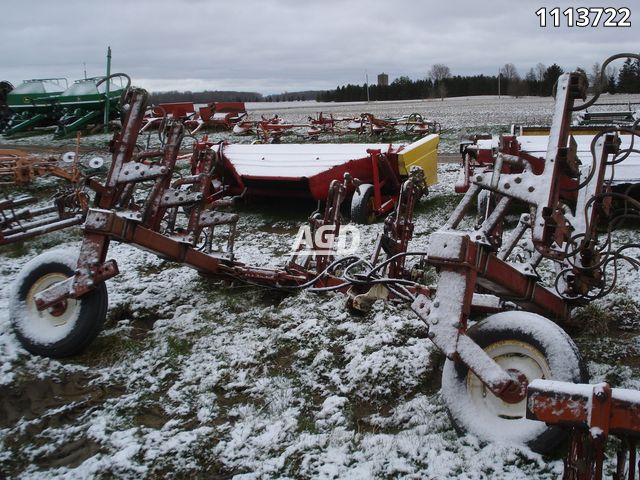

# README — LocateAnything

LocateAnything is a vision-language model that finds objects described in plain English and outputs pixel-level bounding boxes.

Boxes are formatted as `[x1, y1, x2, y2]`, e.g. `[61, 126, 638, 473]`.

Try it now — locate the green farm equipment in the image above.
[1, 75, 127, 138]
[2, 78, 67, 136]
[52, 75, 126, 138]
[0, 81, 14, 131]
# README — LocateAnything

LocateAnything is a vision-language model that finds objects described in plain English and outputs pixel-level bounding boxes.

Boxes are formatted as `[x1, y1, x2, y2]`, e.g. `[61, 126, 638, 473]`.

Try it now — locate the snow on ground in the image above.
[1, 107, 639, 479]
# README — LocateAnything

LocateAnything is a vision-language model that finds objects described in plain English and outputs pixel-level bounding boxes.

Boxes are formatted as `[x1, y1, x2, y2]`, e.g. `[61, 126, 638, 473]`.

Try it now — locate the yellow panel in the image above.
[397, 134, 439, 186]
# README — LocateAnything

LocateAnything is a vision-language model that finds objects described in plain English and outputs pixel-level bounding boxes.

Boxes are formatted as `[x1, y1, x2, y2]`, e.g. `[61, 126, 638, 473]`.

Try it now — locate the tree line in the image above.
[149, 90, 264, 104]
[146, 57, 640, 104]
[317, 57, 640, 102]
[148, 89, 323, 104]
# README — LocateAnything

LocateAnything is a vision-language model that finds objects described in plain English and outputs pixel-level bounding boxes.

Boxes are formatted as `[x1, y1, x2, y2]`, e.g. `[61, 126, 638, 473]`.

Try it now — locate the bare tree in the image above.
[590, 62, 602, 92]
[525, 68, 537, 82]
[429, 63, 451, 100]
[501, 63, 520, 81]
[535, 62, 546, 82]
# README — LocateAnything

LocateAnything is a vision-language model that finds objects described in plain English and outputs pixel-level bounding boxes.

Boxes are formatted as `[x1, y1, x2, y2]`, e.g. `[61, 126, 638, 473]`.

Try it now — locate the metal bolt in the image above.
[476, 175, 483, 182]
[433, 301, 440, 308]
[431, 317, 439, 325]
[528, 186, 535, 192]
[504, 183, 510, 189]
[514, 177, 522, 184]
[427, 331, 436, 339]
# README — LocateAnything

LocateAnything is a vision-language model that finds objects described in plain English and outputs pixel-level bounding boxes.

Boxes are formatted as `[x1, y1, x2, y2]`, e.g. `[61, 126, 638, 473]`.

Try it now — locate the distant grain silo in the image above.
[377, 73, 389, 87]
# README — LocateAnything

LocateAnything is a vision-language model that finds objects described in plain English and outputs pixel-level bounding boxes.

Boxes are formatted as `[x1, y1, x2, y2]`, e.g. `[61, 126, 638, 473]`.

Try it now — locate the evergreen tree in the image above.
[616, 57, 640, 93]
[543, 64, 564, 96]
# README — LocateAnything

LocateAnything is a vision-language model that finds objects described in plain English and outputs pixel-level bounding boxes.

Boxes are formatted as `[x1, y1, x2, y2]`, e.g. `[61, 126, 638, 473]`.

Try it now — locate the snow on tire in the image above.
[441, 311, 587, 454]
[9, 250, 108, 358]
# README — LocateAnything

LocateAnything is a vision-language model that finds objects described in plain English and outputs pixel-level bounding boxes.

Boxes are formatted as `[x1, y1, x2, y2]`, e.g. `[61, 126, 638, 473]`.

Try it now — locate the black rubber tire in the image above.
[441, 311, 587, 454]
[351, 184, 376, 224]
[9, 252, 108, 358]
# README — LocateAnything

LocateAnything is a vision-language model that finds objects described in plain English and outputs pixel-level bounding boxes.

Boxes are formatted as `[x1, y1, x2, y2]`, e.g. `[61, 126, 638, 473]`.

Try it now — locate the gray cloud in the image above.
[2, 0, 637, 94]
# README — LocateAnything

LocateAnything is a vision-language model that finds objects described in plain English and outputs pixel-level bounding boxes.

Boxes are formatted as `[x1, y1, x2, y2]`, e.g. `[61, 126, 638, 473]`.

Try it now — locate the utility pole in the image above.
[103, 46, 111, 133]
[365, 70, 370, 103]
[498, 67, 501, 98]
[83, 62, 87, 80]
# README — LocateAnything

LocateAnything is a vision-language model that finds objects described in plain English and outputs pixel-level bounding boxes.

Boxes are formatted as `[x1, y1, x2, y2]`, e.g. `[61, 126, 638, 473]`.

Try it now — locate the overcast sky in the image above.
[2, 0, 637, 94]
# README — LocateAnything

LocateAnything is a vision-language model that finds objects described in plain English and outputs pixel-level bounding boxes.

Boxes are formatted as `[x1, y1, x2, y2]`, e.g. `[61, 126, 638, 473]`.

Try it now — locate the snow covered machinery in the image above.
[413, 54, 640, 471]
[8, 55, 640, 470]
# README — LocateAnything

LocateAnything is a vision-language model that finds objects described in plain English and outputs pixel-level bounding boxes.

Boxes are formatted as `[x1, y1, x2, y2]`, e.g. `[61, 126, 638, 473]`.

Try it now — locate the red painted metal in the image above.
[31, 87, 423, 313]
[527, 380, 640, 479]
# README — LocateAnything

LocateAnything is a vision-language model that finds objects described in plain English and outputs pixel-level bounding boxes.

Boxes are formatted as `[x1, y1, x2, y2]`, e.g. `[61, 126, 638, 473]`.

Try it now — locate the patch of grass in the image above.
[0, 241, 29, 258]
[571, 304, 612, 336]
[609, 296, 640, 331]
[416, 193, 458, 215]
[166, 336, 192, 358]
[296, 414, 317, 434]
[136, 261, 172, 276]
[107, 302, 135, 323]
[80, 332, 151, 366]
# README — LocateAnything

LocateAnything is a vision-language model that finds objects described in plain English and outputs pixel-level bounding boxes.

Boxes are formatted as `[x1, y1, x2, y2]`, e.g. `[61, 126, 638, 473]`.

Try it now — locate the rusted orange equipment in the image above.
[527, 380, 640, 480]
[0, 149, 81, 186]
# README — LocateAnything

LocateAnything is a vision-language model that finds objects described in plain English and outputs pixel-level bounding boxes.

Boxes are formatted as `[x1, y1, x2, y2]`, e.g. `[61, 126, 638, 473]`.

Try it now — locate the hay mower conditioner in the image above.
[195, 134, 438, 224]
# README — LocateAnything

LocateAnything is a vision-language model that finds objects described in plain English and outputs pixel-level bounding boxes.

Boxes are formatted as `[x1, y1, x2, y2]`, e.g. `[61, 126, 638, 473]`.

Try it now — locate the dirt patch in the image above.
[0, 372, 116, 428]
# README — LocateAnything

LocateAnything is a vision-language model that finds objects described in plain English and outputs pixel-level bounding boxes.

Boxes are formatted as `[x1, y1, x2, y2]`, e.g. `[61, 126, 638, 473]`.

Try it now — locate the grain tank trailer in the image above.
[1, 78, 67, 136]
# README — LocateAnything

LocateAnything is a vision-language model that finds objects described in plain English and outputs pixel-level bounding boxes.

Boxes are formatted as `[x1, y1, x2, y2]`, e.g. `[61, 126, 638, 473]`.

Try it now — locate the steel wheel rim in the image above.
[25, 273, 79, 330]
[466, 339, 552, 420]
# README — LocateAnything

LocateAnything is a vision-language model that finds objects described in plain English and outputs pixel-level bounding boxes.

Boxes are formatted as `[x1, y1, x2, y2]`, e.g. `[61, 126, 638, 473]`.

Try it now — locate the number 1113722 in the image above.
[535, 7, 631, 27]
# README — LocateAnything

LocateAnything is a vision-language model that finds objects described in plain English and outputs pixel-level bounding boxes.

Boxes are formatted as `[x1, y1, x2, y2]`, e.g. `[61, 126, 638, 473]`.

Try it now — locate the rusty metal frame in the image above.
[527, 380, 640, 480]
[410, 71, 623, 401]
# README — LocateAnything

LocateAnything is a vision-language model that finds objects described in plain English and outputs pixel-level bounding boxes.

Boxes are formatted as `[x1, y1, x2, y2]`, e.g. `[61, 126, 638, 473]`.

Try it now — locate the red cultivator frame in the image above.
[8, 54, 640, 475]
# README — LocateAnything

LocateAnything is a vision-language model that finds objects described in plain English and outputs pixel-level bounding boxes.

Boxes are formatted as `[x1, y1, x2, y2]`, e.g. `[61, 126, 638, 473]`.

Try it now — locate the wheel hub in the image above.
[48, 300, 68, 317]
[500, 369, 529, 404]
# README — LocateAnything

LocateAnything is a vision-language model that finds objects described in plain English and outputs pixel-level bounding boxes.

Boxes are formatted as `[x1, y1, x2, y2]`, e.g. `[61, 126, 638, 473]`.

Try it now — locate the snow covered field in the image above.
[1, 98, 640, 479]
